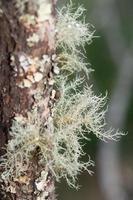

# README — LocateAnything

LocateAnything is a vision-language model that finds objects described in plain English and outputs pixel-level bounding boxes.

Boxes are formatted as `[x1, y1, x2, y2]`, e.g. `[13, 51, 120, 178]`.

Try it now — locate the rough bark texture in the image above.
[0, 0, 56, 199]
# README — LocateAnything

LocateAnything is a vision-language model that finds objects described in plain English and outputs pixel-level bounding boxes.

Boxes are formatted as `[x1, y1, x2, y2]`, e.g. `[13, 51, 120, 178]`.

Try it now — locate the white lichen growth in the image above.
[0, 109, 49, 181]
[27, 33, 40, 47]
[54, 78, 123, 142]
[0, 78, 123, 187]
[19, 14, 37, 27]
[36, 0, 52, 21]
[57, 51, 92, 76]
[0, 102, 93, 187]
[0, 1, 124, 191]
[56, 3, 94, 76]
[56, 2, 95, 51]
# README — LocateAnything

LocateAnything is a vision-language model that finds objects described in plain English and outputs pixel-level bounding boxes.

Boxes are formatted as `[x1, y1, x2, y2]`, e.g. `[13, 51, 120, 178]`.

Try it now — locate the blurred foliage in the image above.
[86, 35, 116, 93]
[117, 0, 133, 45]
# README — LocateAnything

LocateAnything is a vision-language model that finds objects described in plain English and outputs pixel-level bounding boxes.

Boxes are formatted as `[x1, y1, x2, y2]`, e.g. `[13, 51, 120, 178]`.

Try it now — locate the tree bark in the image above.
[0, 0, 56, 199]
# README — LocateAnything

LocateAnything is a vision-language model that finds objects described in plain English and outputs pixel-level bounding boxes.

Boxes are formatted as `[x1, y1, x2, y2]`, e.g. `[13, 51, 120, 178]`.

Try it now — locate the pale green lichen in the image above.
[54, 78, 123, 142]
[16, 0, 52, 22]
[56, 2, 95, 51]
[36, 0, 52, 21]
[0, 106, 55, 181]
[56, 51, 92, 76]
[27, 33, 40, 47]
[56, 3, 95, 76]
[19, 14, 37, 27]
[0, 78, 123, 188]
[0, 1, 124, 190]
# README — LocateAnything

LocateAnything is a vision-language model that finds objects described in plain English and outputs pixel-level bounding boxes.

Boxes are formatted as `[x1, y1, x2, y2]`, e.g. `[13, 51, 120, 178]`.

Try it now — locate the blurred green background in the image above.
[57, 0, 133, 199]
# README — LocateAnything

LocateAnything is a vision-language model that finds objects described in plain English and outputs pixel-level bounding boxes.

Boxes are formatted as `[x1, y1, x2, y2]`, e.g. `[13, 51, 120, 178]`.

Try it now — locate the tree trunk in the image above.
[0, 0, 56, 199]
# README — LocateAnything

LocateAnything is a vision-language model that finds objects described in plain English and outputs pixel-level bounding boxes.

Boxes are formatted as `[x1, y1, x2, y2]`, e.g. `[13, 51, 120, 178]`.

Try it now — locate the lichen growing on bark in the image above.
[0, 1, 124, 198]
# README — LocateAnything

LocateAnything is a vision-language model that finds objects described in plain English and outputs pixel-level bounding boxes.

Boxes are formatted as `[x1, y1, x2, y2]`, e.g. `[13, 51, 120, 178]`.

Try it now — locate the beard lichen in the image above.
[0, 1, 124, 191]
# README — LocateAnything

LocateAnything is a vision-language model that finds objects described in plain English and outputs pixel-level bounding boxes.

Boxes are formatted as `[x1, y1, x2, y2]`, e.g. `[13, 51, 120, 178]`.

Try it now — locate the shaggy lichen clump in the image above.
[54, 79, 122, 142]
[56, 3, 94, 50]
[0, 2, 124, 190]
[56, 3, 94, 76]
